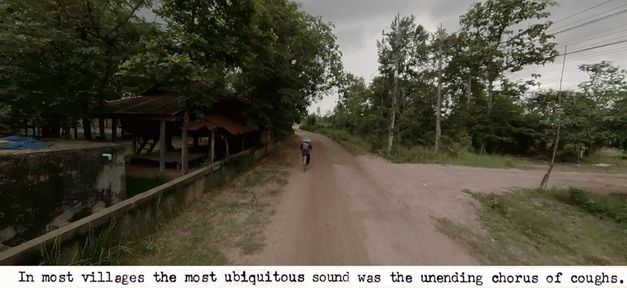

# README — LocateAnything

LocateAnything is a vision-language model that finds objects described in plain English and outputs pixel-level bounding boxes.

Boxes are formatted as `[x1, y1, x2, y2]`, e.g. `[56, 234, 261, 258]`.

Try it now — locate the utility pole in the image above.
[540, 45, 567, 189]
[435, 24, 443, 153]
[386, 14, 401, 156]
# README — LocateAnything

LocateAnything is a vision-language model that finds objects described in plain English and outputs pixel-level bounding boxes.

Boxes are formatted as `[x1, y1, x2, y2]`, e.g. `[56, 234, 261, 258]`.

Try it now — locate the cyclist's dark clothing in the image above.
[300, 142, 312, 165]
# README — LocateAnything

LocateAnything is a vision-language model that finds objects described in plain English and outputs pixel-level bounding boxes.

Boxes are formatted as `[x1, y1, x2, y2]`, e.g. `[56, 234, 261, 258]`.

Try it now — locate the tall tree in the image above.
[378, 14, 429, 155]
[460, 0, 558, 113]
[0, 0, 155, 138]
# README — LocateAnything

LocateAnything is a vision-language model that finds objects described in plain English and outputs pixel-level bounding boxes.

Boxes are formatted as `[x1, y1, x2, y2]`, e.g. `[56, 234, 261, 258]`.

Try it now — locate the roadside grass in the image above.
[120, 139, 292, 265]
[301, 125, 532, 168]
[389, 146, 532, 168]
[583, 148, 627, 168]
[126, 176, 169, 197]
[304, 126, 371, 155]
[438, 188, 627, 265]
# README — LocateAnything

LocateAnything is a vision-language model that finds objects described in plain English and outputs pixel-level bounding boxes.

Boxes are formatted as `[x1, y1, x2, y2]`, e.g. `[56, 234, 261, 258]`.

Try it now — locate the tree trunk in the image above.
[435, 43, 443, 153]
[487, 79, 494, 113]
[386, 59, 400, 156]
[466, 74, 472, 110]
[82, 119, 92, 140]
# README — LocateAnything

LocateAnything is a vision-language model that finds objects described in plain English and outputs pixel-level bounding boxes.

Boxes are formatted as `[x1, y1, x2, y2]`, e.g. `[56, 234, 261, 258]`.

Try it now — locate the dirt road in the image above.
[238, 130, 627, 265]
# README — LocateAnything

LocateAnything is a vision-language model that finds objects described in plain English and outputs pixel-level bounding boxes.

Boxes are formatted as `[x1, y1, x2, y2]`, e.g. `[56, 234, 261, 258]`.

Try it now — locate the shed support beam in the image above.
[210, 129, 215, 164]
[111, 118, 117, 142]
[160, 119, 166, 172]
[181, 111, 189, 175]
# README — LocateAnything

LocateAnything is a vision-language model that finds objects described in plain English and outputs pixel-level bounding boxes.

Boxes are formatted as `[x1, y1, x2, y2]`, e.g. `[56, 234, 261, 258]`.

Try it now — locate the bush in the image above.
[299, 115, 318, 131]
[554, 188, 627, 225]
[390, 145, 449, 163]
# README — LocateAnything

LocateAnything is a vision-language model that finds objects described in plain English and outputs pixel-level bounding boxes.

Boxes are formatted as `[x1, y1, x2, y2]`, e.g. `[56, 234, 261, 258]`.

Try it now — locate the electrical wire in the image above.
[552, 0, 615, 24]
[550, 2, 627, 31]
[562, 26, 627, 46]
[551, 7, 627, 35]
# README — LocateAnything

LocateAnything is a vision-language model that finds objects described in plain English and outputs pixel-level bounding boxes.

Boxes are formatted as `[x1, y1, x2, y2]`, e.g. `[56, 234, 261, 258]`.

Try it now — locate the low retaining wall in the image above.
[0, 144, 125, 249]
[0, 142, 276, 265]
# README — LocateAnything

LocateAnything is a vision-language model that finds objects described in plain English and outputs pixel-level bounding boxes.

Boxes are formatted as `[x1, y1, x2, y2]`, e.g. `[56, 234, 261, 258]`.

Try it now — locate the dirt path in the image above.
[236, 130, 627, 265]
[239, 130, 476, 264]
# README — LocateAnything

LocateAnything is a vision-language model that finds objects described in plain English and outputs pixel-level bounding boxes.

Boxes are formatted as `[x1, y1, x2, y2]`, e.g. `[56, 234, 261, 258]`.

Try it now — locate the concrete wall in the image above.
[0, 142, 275, 265]
[0, 144, 126, 250]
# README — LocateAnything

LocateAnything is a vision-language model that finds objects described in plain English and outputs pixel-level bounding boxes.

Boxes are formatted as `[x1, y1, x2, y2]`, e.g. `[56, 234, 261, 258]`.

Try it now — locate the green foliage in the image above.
[553, 188, 627, 225]
[0, 0, 156, 132]
[440, 188, 627, 264]
[315, 127, 371, 155]
[1, 0, 341, 138]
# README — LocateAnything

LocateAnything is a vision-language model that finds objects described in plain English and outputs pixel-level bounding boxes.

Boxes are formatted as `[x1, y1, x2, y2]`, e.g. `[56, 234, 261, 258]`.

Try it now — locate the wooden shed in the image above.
[103, 92, 260, 174]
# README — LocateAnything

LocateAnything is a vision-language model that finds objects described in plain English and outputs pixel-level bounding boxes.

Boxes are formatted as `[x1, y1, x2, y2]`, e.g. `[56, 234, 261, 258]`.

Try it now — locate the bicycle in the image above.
[302, 154, 308, 171]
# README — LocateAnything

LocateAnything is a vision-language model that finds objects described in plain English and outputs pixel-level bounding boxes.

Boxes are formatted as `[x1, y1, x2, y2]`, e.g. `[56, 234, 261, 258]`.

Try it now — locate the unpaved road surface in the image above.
[238, 130, 627, 265]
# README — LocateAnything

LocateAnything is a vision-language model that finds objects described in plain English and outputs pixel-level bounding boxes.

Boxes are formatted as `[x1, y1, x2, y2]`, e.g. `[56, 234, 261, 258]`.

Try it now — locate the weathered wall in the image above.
[0, 144, 125, 249]
[0, 142, 275, 265]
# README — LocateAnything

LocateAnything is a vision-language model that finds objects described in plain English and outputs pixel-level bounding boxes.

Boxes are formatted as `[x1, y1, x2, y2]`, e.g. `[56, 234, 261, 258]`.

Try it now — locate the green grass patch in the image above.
[120, 139, 292, 264]
[126, 176, 168, 197]
[583, 148, 627, 168]
[438, 188, 627, 265]
[305, 126, 371, 155]
[390, 145, 531, 168]
[552, 188, 627, 226]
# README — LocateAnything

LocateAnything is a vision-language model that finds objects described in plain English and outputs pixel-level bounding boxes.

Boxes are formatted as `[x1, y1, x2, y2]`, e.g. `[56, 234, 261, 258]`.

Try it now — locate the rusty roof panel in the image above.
[105, 95, 180, 116]
[205, 114, 248, 135]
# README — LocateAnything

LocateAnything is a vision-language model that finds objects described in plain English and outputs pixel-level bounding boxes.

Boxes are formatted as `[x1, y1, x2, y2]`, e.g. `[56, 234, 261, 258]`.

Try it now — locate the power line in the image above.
[567, 43, 627, 61]
[552, 0, 615, 24]
[550, 2, 627, 32]
[559, 38, 627, 56]
[562, 26, 627, 46]
[551, 7, 627, 35]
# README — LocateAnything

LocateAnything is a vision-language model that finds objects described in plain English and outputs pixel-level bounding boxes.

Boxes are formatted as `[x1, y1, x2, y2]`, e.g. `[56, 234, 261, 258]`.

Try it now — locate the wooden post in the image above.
[540, 45, 568, 189]
[160, 119, 166, 172]
[181, 111, 189, 175]
[210, 129, 215, 163]
[111, 118, 117, 142]
[223, 135, 230, 157]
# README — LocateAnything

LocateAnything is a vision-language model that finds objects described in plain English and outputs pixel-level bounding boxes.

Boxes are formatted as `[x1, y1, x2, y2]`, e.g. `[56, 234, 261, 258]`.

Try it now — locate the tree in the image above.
[119, 0, 343, 139]
[0, 0, 155, 138]
[432, 25, 447, 152]
[460, 0, 558, 113]
[378, 14, 429, 154]
[579, 61, 627, 110]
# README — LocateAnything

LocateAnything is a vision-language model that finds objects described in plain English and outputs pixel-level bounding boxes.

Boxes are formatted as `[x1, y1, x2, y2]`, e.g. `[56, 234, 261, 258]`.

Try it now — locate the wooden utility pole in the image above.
[435, 24, 443, 153]
[540, 45, 568, 189]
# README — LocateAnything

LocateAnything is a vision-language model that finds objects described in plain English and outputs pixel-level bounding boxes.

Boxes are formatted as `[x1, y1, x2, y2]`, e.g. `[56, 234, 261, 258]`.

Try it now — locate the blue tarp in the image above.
[0, 135, 47, 150]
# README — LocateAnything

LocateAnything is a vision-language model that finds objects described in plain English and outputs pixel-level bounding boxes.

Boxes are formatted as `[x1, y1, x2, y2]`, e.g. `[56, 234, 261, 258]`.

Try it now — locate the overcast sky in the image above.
[300, 0, 627, 114]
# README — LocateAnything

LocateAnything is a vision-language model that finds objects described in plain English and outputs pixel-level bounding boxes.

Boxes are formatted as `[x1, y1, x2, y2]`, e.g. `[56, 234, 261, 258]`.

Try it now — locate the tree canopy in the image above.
[0, 0, 342, 138]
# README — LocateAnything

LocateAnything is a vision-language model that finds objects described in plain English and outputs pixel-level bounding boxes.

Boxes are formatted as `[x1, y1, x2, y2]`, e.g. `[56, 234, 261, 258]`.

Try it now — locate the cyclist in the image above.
[300, 137, 312, 166]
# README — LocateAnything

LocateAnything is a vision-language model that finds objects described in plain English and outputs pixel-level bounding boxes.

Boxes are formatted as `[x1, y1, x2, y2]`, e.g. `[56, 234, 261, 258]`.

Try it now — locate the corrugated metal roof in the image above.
[206, 114, 248, 134]
[186, 114, 248, 135]
[187, 121, 217, 131]
[105, 95, 180, 116]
